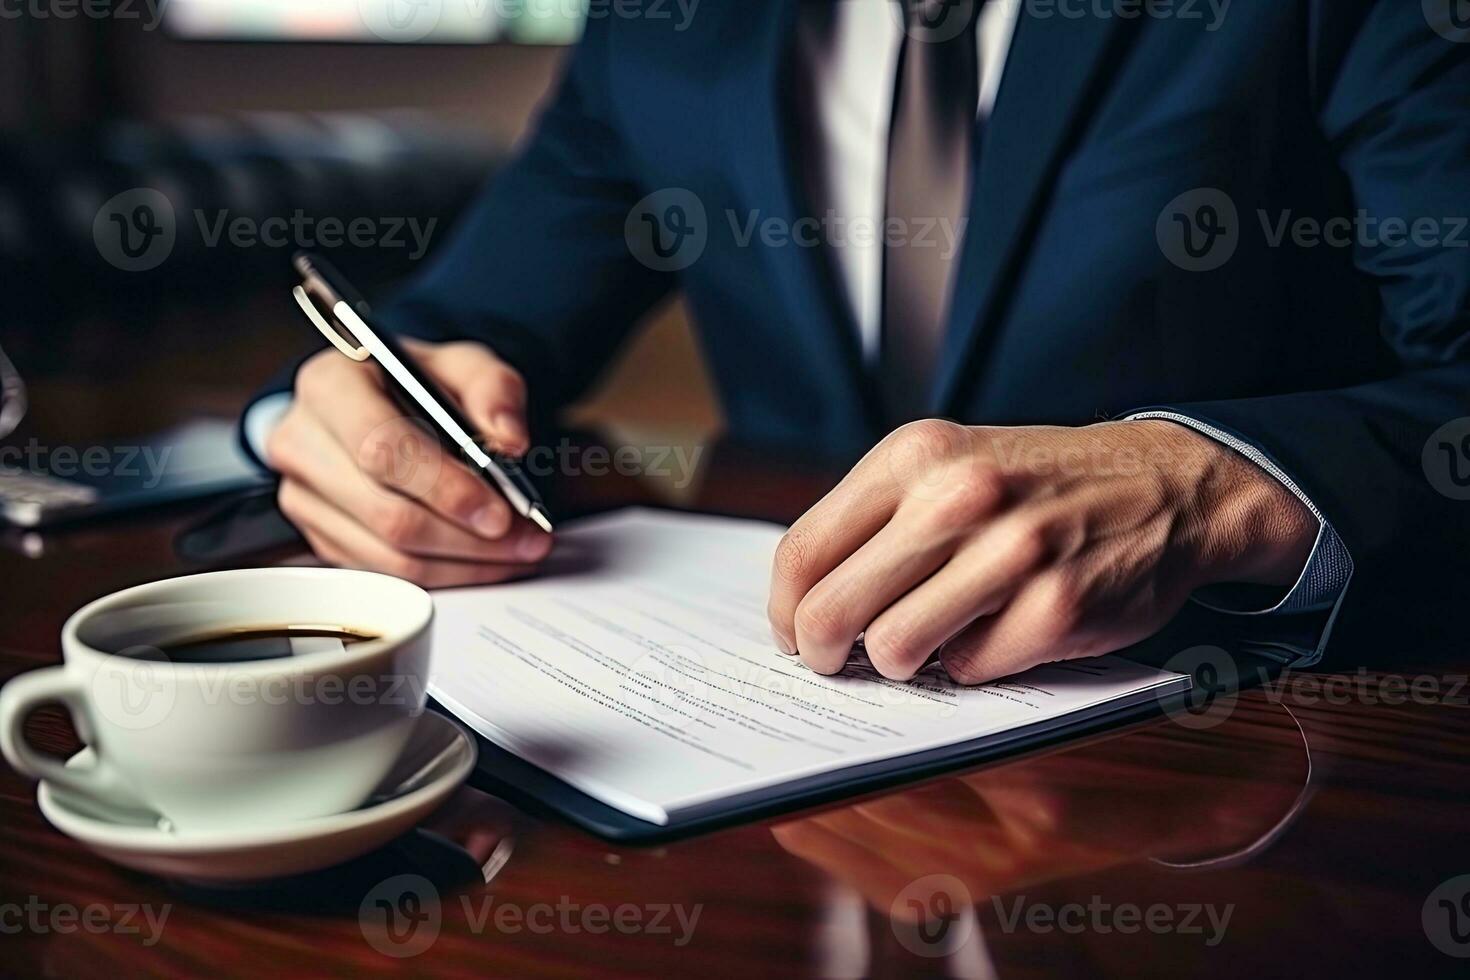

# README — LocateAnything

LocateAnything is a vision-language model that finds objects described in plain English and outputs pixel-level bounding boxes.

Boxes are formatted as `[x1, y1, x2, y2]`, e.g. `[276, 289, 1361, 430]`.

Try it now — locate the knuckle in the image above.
[490, 365, 527, 402]
[354, 433, 396, 481]
[428, 471, 488, 521]
[964, 462, 1008, 507]
[264, 416, 301, 473]
[925, 478, 995, 527]
[437, 340, 482, 362]
[863, 622, 926, 678]
[793, 594, 851, 648]
[275, 480, 303, 522]
[1005, 518, 1052, 569]
[773, 527, 817, 585]
[893, 418, 966, 459]
[1040, 577, 1085, 636]
[372, 500, 426, 549]
[464, 371, 524, 417]
[294, 351, 341, 401]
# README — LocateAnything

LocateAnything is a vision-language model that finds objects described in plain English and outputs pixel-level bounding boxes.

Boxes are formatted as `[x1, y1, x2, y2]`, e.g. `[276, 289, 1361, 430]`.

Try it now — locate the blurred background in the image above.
[0, 0, 720, 506]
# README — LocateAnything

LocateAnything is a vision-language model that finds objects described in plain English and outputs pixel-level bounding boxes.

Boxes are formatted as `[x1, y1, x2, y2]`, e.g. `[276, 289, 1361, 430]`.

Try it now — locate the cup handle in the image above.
[0, 667, 150, 812]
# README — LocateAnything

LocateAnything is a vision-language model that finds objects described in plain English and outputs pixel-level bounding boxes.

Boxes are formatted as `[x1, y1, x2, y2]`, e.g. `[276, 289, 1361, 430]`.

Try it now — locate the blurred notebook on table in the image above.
[428, 509, 1191, 832]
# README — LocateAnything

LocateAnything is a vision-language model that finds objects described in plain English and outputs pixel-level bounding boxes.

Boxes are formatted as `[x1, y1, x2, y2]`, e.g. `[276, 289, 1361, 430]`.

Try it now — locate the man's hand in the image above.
[268, 338, 553, 587]
[767, 420, 1316, 684]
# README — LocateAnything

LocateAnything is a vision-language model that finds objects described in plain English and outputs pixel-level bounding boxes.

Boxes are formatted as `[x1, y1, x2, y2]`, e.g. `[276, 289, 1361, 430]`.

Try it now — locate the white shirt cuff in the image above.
[242, 392, 292, 470]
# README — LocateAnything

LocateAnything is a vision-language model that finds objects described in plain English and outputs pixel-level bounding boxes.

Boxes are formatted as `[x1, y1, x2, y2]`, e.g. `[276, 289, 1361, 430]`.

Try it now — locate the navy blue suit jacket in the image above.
[271, 0, 1470, 658]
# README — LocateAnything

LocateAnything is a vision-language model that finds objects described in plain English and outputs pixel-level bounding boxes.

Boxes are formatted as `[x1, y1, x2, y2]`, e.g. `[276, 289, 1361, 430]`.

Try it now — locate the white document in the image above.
[428, 509, 1190, 825]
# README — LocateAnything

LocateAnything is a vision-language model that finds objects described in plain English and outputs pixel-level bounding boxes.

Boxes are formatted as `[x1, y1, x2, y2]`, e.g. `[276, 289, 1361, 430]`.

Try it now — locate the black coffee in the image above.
[137, 626, 379, 664]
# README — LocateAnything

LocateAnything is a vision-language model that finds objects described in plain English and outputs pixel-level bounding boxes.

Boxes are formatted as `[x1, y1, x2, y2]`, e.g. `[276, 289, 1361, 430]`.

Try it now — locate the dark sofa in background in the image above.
[0, 111, 505, 379]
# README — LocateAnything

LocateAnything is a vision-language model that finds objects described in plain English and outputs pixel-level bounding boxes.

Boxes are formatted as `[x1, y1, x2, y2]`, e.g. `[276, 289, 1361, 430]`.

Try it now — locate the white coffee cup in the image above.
[0, 567, 433, 832]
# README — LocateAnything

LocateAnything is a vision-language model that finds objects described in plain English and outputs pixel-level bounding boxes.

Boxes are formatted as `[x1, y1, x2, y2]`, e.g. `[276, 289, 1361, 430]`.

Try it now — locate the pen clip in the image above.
[293, 284, 369, 362]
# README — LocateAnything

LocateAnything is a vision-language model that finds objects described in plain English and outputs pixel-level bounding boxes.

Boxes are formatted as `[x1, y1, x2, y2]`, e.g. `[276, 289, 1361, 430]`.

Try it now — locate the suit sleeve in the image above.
[375, 15, 672, 419]
[239, 13, 672, 458]
[1130, 0, 1470, 664]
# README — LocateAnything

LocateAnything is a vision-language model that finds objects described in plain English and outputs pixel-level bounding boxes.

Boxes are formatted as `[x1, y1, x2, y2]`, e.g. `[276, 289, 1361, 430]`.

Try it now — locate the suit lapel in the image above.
[932, 10, 1138, 415]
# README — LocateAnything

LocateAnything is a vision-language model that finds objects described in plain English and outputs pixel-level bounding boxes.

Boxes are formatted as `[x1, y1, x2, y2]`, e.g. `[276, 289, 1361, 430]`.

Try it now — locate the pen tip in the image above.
[529, 506, 554, 534]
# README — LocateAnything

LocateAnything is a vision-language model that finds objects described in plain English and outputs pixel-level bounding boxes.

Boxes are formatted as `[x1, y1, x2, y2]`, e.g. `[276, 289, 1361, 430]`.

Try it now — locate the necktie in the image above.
[881, 0, 979, 424]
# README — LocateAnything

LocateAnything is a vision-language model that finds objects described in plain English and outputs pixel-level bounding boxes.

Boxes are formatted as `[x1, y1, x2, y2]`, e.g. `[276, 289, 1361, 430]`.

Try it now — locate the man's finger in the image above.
[862, 518, 1046, 679]
[411, 339, 530, 455]
[767, 466, 901, 654]
[791, 517, 954, 675]
[279, 480, 539, 589]
[295, 361, 514, 539]
[937, 573, 1086, 685]
[275, 410, 550, 563]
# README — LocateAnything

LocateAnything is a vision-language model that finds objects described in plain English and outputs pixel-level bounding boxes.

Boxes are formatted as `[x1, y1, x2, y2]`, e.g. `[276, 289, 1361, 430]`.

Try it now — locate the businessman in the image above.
[248, 0, 1470, 683]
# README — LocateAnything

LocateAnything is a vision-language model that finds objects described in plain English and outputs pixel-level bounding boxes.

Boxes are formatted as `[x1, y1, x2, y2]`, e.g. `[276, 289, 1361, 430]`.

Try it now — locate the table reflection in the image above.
[771, 703, 1313, 972]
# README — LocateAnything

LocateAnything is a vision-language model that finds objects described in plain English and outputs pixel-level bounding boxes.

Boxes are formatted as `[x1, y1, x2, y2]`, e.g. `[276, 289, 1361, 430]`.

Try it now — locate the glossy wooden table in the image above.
[3, 450, 1469, 978]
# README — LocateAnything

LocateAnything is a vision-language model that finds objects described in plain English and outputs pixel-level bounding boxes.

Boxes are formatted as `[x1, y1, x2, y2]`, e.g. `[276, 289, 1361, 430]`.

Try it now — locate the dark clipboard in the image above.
[436, 639, 1285, 844]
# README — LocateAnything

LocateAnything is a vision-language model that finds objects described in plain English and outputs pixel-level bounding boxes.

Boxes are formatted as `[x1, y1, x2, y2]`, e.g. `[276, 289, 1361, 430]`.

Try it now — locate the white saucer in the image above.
[37, 712, 477, 883]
